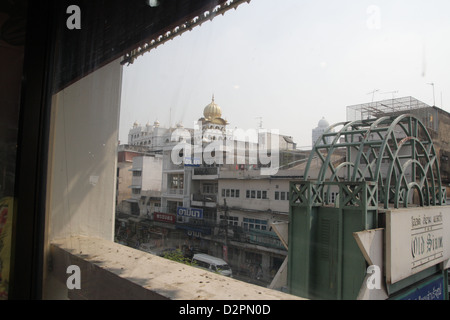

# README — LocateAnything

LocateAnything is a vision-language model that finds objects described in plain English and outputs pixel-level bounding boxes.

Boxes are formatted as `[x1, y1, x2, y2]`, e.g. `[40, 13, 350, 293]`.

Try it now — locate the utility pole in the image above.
[427, 82, 436, 106]
[223, 198, 229, 262]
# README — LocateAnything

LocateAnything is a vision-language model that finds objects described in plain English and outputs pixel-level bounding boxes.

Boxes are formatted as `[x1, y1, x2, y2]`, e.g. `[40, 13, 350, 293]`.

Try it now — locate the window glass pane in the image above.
[0, 27, 24, 299]
[35, 0, 450, 302]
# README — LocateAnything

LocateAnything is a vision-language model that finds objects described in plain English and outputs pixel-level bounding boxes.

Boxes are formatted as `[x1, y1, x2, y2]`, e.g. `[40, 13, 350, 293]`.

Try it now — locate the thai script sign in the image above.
[395, 274, 445, 300]
[153, 212, 176, 224]
[386, 206, 450, 284]
[176, 207, 203, 219]
[184, 157, 201, 167]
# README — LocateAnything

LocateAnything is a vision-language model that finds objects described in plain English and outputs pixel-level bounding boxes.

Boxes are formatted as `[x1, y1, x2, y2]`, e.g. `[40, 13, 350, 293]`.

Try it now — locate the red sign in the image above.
[153, 212, 176, 224]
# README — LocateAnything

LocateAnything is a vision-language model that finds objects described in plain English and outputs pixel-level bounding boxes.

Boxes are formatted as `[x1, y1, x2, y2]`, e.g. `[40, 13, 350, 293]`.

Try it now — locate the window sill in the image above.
[46, 236, 303, 300]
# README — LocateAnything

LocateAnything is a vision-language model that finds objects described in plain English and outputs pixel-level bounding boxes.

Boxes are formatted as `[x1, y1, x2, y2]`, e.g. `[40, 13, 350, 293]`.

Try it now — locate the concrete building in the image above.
[128, 119, 170, 148]
[116, 148, 143, 206]
[215, 166, 303, 284]
[116, 96, 307, 286]
[157, 98, 308, 284]
[129, 154, 163, 216]
[116, 145, 163, 216]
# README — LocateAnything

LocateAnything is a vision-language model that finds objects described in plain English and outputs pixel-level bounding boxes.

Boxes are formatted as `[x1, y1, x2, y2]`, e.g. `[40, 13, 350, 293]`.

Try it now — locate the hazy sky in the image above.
[119, 0, 450, 148]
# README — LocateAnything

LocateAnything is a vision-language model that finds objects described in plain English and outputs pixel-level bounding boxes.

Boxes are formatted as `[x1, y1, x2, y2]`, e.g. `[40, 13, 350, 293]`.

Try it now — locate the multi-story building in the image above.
[117, 147, 163, 216]
[116, 147, 144, 207]
[116, 145, 157, 213]
[129, 154, 163, 215]
[150, 98, 306, 284]
[214, 165, 303, 284]
[117, 96, 309, 286]
[128, 119, 170, 148]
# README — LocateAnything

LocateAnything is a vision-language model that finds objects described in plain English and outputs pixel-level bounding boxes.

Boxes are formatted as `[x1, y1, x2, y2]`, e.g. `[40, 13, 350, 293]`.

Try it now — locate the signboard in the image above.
[386, 206, 450, 284]
[176, 223, 211, 236]
[394, 274, 445, 300]
[187, 230, 202, 238]
[153, 212, 176, 224]
[176, 207, 203, 219]
[184, 157, 201, 167]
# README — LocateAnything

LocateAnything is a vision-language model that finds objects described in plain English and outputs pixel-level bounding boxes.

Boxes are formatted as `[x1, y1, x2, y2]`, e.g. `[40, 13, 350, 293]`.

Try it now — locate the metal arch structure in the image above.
[302, 113, 445, 209]
[287, 114, 447, 300]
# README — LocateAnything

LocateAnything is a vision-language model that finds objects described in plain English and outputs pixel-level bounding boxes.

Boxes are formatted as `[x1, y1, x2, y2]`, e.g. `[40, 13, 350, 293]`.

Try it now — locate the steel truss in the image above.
[297, 114, 445, 209]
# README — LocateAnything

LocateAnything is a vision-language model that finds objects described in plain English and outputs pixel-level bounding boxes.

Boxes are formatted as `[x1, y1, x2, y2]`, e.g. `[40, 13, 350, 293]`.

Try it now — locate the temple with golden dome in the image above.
[198, 95, 228, 127]
[197, 95, 229, 142]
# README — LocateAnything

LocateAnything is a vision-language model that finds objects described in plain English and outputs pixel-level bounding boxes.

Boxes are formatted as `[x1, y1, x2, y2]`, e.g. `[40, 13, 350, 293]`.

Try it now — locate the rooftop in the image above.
[346, 96, 431, 122]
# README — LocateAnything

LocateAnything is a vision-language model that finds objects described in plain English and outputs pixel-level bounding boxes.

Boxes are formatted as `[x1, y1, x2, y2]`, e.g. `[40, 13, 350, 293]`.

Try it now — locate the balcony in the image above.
[46, 236, 302, 300]
[163, 160, 184, 172]
[164, 188, 184, 197]
[191, 193, 217, 208]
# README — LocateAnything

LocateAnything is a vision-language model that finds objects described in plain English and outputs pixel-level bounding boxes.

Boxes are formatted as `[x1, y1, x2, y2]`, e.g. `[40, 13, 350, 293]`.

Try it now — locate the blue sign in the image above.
[175, 224, 212, 236]
[184, 157, 201, 167]
[397, 274, 445, 300]
[176, 207, 203, 219]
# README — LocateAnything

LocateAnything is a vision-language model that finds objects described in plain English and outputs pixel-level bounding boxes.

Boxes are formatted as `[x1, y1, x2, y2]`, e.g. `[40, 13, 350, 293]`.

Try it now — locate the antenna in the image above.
[427, 83, 436, 106]
[367, 89, 380, 103]
[381, 90, 399, 99]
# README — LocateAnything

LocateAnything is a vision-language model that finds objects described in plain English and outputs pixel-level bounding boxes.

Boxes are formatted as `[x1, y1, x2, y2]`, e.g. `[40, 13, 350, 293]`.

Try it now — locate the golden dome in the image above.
[203, 95, 222, 120]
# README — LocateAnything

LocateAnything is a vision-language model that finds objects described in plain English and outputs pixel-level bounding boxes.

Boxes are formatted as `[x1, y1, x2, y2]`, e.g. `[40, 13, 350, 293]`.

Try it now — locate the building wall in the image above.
[436, 108, 450, 184]
[131, 155, 163, 192]
[117, 161, 133, 204]
[118, 150, 143, 162]
[143, 156, 163, 191]
[219, 179, 291, 214]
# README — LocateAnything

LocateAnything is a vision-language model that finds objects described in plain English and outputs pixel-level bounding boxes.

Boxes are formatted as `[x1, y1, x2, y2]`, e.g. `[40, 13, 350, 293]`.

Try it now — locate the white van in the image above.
[192, 253, 233, 277]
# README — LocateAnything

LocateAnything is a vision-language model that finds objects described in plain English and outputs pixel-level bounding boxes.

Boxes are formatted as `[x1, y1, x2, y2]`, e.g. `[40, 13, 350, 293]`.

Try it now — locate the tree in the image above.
[162, 249, 197, 266]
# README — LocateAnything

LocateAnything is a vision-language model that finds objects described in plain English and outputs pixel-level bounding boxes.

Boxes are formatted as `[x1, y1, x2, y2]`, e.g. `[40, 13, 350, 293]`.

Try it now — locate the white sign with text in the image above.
[386, 206, 450, 284]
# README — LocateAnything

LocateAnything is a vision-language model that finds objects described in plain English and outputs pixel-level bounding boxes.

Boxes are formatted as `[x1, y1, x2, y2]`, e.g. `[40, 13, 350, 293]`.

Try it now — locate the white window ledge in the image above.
[46, 236, 303, 300]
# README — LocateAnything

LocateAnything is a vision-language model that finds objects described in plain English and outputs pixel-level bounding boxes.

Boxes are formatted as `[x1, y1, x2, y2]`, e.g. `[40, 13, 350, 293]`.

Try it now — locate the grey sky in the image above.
[119, 0, 450, 148]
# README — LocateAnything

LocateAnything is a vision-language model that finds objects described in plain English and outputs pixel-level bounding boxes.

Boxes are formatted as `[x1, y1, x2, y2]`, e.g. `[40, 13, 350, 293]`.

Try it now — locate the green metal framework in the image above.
[288, 114, 446, 299]
[302, 113, 445, 208]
